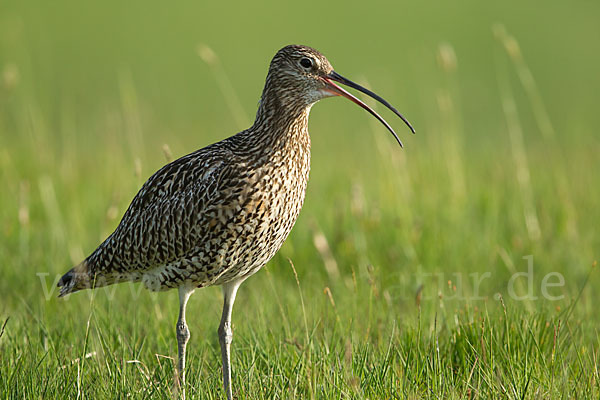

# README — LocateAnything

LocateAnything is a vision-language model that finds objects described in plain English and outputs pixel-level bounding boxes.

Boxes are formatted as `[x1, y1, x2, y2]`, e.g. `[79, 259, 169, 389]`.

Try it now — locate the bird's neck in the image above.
[248, 87, 312, 153]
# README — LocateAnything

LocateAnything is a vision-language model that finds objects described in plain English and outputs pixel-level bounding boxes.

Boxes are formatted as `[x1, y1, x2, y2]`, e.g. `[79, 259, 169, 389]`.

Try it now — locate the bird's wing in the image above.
[85, 142, 244, 278]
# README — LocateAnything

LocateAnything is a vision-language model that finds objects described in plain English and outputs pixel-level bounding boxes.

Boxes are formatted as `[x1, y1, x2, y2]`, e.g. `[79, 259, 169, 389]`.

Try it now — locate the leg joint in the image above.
[177, 321, 190, 342]
[218, 322, 233, 345]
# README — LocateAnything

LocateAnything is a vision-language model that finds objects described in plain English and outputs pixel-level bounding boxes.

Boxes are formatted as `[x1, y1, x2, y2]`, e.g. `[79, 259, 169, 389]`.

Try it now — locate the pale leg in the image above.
[218, 279, 245, 400]
[175, 285, 195, 399]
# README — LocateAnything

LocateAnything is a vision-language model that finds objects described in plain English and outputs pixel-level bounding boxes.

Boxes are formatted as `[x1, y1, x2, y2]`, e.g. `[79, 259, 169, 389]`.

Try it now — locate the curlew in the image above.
[57, 45, 414, 399]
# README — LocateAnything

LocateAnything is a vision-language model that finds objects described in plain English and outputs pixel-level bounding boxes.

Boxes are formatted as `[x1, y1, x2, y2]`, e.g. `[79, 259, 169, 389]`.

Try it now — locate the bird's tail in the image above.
[57, 260, 92, 297]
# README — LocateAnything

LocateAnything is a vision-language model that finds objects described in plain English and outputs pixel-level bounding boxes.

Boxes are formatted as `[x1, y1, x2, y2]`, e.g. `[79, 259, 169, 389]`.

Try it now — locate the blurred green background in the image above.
[1, 0, 599, 397]
[2, 0, 599, 149]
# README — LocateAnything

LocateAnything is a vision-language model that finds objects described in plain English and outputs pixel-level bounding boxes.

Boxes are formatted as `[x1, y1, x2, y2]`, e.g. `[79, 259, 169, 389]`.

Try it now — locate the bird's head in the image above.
[262, 44, 415, 147]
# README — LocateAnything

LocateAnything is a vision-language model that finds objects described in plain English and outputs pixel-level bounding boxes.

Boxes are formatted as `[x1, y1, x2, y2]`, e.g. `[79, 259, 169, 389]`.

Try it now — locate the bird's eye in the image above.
[299, 58, 313, 69]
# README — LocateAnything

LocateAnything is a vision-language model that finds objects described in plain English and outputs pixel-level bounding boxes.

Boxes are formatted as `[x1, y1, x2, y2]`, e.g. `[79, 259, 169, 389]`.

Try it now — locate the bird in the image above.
[57, 44, 414, 399]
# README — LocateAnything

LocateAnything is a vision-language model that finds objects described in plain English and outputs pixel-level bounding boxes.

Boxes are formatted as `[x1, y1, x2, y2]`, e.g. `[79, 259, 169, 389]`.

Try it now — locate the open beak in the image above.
[324, 71, 415, 148]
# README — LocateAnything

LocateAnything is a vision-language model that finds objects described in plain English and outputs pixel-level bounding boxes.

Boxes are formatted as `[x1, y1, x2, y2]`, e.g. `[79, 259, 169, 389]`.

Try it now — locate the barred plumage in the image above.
[58, 44, 414, 399]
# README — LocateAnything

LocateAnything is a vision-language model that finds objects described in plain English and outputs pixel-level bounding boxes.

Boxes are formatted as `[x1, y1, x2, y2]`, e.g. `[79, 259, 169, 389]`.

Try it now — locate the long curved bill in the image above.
[324, 71, 415, 148]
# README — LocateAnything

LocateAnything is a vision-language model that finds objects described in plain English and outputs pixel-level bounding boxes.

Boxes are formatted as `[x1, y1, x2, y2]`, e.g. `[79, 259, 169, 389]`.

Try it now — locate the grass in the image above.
[1, 0, 599, 398]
